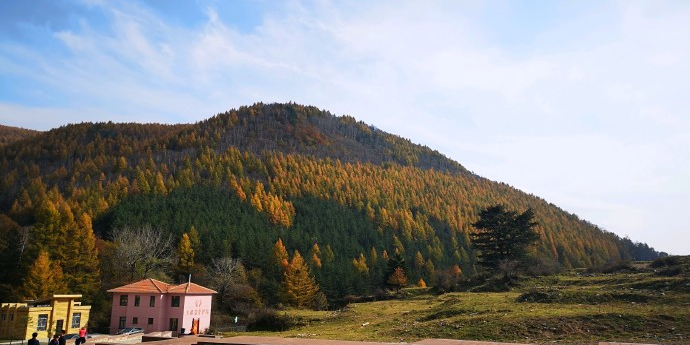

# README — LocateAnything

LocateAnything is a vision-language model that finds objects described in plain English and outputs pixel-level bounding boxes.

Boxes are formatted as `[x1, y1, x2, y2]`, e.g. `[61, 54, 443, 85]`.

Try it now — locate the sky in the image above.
[1, 0, 688, 255]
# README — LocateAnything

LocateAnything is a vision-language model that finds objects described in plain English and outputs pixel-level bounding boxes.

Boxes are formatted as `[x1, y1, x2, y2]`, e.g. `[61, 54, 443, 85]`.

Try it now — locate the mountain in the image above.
[0, 102, 660, 302]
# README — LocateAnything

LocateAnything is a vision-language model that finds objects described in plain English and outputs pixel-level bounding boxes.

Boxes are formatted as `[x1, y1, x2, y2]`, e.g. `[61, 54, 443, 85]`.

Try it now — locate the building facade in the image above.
[0, 295, 91, 341]
[108, 279, 216, 335]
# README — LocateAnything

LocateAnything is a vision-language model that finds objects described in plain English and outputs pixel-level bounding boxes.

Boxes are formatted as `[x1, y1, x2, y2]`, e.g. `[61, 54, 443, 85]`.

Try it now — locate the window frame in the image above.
[149, 296, 156, 307]
[119, 295, 128, 306]
[37, 314, 48, 331]
[171, 296, 180, 307]
[71, 313, 81, 328]
[134, 295, 140, 307]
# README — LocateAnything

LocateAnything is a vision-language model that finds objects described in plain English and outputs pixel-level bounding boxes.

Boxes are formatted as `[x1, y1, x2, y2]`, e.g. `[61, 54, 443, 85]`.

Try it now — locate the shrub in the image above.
[649, 256, 682, 268]
[246, 308, 296, 331]
[587, 260, 634, 274]
[433, 269, 462, 293]
[655, 266, 684, 277]
[311, 291, 329, 310]
[524, 257, 562, 277]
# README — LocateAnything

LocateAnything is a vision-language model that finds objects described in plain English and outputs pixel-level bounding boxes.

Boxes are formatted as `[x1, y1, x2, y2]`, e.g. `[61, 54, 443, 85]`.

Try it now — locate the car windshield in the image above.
[118, 328, 142, 334]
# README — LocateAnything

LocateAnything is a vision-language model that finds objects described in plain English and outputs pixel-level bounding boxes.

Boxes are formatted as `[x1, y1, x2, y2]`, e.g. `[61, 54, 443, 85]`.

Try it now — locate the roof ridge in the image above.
[149, 278, 167, 293]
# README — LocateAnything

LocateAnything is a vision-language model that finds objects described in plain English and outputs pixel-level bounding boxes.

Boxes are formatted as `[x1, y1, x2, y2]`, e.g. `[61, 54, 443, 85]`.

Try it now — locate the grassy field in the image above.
[235, 259, 690, 345]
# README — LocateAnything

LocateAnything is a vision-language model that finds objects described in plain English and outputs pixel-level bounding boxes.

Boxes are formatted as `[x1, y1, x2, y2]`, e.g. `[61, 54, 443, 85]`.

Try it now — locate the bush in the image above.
[587, 260, 634, 274]
[246, 308, 296, 331]
[524, 257, 562, 277]
[655, 266, 684, 277]
[311, 291, 329, 310]
[433, 269, 462, 293]
[649, 256, 683, 268]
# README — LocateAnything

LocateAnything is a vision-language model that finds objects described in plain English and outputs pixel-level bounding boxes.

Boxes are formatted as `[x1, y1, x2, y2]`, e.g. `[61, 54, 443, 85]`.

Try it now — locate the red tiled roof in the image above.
[107, 279, 216, 294]
[168, 282, 217, 295]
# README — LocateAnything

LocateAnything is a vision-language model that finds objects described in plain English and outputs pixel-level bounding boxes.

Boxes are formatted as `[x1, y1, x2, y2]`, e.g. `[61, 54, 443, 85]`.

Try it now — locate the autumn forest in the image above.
[0, 103, 661, 328]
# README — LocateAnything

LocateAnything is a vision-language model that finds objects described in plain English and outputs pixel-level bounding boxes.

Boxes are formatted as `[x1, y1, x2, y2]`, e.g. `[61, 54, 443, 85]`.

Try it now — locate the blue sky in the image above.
[1, 0, 689, 255]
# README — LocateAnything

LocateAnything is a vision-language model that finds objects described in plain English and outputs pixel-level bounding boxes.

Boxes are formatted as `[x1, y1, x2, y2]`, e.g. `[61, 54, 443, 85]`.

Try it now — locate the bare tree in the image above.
[112, 225, 174, 281]
[208, 257, 259, 312]
[16, 225, 31, 268]
[209, 257, 246, 293]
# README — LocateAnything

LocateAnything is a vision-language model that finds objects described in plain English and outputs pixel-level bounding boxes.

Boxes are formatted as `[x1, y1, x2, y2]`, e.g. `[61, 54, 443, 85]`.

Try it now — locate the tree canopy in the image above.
[471, 205, 540, 273]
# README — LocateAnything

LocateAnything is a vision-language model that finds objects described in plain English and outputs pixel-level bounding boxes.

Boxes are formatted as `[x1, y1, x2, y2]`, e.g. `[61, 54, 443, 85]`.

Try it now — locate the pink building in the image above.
[107, 279, 216, 335]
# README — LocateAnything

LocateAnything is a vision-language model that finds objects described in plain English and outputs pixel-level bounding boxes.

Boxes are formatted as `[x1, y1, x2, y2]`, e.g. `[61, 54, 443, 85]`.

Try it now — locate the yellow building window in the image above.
[72, 313, 81, 328]
[37, 314, 48, 331]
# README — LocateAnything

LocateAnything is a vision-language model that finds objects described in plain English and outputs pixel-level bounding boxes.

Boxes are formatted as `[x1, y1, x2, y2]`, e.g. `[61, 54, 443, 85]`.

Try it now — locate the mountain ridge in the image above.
[0, 102, 661, 302]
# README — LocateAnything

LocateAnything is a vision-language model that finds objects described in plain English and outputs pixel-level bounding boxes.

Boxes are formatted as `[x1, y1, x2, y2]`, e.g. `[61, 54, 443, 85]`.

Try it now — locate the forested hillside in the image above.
[0, 103, 659, 314]
[0, 124, 39, 146]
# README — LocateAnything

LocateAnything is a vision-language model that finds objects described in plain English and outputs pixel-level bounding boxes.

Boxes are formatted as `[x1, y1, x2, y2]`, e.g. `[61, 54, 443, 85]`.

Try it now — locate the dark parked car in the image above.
[116, 328, 144, 335]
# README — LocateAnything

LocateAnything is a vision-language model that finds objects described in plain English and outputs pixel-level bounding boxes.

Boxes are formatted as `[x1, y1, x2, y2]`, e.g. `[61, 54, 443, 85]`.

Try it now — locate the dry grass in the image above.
[232, 264, 690, 345]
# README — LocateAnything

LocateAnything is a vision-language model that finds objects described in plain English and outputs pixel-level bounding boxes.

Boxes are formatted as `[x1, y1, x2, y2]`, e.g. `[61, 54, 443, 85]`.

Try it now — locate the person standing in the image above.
[58, 330, 66, 345]
[28, 332, 40, 345]
[76, 327, 87, 345]
[49, 334, 59, 345]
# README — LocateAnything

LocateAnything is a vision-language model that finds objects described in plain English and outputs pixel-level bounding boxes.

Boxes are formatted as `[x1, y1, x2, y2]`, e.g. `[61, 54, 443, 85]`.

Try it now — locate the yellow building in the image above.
[0, 295, 91, 341]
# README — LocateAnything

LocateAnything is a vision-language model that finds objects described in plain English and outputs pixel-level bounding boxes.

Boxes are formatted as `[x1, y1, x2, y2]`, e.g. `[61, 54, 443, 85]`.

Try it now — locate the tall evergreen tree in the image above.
[387, 267, 407, 293]
[31, 194, 101, 301]
[62, 212, 101, 302]
[21, 251, 67, 299]
[273, 238, 289, 268]
[471, 205, 539, 273]
[188, 226, 201, 256]
[283, 250, 320, 308]
[176, 233, 195, 279]
[385, 252, 407, 288]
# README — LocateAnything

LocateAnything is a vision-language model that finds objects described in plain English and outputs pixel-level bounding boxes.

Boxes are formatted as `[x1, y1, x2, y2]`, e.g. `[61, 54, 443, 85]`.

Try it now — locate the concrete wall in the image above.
[110, 293, 168, 333]
[110, 293, 212, 334]
[180, 295, 213, 334]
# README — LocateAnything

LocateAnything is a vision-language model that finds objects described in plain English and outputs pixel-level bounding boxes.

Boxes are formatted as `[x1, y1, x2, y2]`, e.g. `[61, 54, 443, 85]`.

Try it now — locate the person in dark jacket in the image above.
[58, 330, 66, 345]
[28, 332, 40, 345]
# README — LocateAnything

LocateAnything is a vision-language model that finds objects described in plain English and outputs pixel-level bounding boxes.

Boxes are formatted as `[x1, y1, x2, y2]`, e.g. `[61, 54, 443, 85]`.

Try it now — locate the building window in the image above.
[118, 316, 126, 329]
[119, 295, 128, 306]
[71, 313, 81, 328]
[171, 296, 180, 307]
[134, 295, 140, 307]
[37, 314, 48, 331]
[148, 318, 153, 325]
[2, 314, 5, 321]
[168, 318, 178, 332]
[133, 317, 138, 325]
[149, 296, 155, 307]
[10, 313, 13, 321]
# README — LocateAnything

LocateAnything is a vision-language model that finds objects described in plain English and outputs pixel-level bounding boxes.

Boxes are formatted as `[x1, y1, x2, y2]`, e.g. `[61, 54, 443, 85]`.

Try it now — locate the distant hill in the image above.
[0, 124, 40, 146]
[0, 102, 661, 302]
